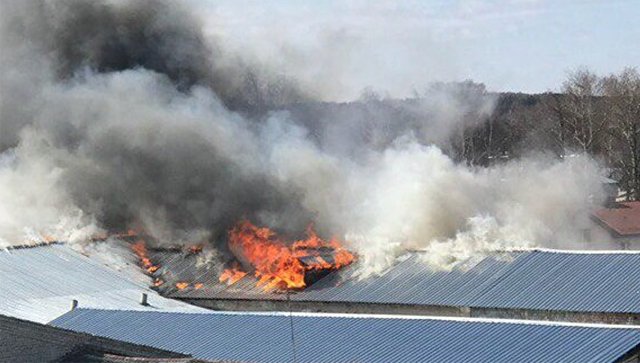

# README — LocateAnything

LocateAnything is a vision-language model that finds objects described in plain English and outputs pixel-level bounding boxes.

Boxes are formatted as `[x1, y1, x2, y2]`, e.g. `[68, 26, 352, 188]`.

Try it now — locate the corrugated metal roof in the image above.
[166, 250, 640, 314]
[0, 314, 192, 363]
[0, 244, 204, 323]
[51, 308, 640, 363]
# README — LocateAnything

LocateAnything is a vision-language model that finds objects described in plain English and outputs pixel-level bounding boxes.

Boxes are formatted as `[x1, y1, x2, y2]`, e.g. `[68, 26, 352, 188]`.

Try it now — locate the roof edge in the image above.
[2, 241, 64, 251]
[59, 308, 640, 330]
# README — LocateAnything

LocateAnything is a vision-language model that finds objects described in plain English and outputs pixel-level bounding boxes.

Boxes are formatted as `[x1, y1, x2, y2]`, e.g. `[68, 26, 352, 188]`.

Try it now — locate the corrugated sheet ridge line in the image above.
[50, 308, 640, 363]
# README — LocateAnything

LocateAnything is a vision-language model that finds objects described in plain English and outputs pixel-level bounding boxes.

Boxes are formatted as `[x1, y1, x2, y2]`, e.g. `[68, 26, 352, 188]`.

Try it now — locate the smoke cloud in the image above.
[0, 0, 603, 271]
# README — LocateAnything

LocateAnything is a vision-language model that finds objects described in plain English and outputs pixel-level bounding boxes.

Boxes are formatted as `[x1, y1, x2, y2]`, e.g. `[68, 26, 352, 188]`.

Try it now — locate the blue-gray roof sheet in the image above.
[0, 243, 203, 323]
[167, 250, 640, 314]
[51, 308, 640, 363]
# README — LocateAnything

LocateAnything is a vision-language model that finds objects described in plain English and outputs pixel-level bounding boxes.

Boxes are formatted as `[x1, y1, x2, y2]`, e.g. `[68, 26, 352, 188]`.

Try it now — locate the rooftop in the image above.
[593, 201, 640, 236]
[50, 308, 640, 363]
[0, 243, 204, 323]
[0, 314, 196, 363]
[160, 249, 640, 314]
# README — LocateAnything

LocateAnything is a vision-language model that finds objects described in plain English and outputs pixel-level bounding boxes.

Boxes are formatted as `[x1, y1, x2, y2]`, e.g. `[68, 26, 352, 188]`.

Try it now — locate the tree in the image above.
[602, 68, 640, 200]
[426, 80, 493, 165]
[552, 68, 608, 155]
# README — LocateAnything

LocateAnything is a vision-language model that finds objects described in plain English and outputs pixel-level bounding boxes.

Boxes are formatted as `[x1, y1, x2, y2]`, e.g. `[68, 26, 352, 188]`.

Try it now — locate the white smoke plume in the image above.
[0, 0, 603, 273]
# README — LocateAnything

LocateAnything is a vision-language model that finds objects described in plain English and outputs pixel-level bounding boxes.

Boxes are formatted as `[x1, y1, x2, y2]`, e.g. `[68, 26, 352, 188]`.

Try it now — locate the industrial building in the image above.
[150, 249, 640, 325]
[7, 241, 640, 362]
[50, 308, 640, 363]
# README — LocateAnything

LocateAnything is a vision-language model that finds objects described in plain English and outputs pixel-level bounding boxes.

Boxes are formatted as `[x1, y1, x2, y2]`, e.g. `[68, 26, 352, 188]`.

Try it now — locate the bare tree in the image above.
[428, 80, 492, 165]
[550, 68, 609, 155]
[602, 68, 640, 200]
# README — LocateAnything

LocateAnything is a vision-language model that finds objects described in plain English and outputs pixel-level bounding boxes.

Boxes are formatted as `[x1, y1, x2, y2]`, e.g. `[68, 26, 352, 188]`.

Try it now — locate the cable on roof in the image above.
[287, 289, 298, 363]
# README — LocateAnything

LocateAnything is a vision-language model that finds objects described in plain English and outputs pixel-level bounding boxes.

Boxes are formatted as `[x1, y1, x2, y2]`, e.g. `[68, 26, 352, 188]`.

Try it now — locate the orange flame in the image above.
[130, 239, 160, 274]
[227, 220, 355, 290]
[175, 282, 188, 290]
[93, 228, 138, 242]
[152, 278, 164, 287]
[219, 262, 248, 285]
[186, 244, 203, 254]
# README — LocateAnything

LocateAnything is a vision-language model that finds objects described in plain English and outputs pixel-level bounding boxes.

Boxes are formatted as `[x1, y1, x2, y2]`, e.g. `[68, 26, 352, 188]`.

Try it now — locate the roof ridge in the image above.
[407, 247, 640, 255]
[59, 307, 640, 330]
[2, 241, 64, 251]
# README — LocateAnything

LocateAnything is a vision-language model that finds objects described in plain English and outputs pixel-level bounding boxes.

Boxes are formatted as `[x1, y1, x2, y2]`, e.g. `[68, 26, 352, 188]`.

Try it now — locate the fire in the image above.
[175, 281, 188, 290]
[227, 219, 355, 290]
[122, 228, 138, 237]
[219, 262, 248, 285]
[130, 239, 160, 274]
[152, 278, 164, 287]
[186, 244, 203, 254]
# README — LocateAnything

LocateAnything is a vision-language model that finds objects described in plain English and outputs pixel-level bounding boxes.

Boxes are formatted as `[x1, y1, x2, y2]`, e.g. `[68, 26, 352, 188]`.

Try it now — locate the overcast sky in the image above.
[201, 0, 639, 100]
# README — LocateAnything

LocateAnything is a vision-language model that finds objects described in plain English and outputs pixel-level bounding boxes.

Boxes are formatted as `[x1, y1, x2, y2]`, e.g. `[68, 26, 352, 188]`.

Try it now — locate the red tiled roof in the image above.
[593, 201, 640, 236]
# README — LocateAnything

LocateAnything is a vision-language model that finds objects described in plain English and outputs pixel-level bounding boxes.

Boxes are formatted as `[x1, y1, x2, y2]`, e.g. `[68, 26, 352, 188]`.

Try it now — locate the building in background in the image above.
[592, 201, 640, 249]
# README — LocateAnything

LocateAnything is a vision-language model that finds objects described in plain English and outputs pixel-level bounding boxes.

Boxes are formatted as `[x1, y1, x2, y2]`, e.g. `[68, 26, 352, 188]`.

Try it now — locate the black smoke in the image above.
[0, 0, 314, 243]
[52, 1, 217, 89]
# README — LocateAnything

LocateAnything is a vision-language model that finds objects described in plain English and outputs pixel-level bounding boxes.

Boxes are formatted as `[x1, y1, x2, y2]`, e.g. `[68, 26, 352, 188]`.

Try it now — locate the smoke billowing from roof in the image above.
[0, 0, 603, 272]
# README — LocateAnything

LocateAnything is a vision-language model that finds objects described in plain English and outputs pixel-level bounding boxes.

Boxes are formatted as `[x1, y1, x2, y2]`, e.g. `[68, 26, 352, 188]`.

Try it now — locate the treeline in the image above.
[280, 68, 640, 200]
[462, 68, 640, 200]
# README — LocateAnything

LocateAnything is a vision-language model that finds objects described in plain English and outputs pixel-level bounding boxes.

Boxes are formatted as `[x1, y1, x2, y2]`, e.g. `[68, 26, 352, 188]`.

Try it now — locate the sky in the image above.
[200, 0, 638, 100]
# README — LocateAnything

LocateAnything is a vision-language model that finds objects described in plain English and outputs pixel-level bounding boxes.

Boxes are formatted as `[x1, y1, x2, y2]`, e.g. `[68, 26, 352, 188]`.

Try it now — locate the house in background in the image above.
[602, 176, 622, 205]
[592, 201, 640, 249]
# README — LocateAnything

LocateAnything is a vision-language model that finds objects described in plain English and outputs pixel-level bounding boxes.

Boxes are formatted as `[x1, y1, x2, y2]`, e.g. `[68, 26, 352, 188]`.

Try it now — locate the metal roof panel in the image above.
[51, 309, 640, 363]
[0, 244, 204, 323]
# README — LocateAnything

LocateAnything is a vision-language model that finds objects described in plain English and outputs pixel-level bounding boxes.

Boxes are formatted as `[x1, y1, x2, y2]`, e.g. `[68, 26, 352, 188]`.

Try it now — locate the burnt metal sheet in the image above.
[51, 308, 640, 363]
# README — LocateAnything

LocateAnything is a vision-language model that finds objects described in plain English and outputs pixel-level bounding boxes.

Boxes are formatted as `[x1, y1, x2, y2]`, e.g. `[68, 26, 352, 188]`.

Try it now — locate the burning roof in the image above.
[125, 220, 355, 295]
[225, 220, 354, 290]
[155, 249, 640, 316]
